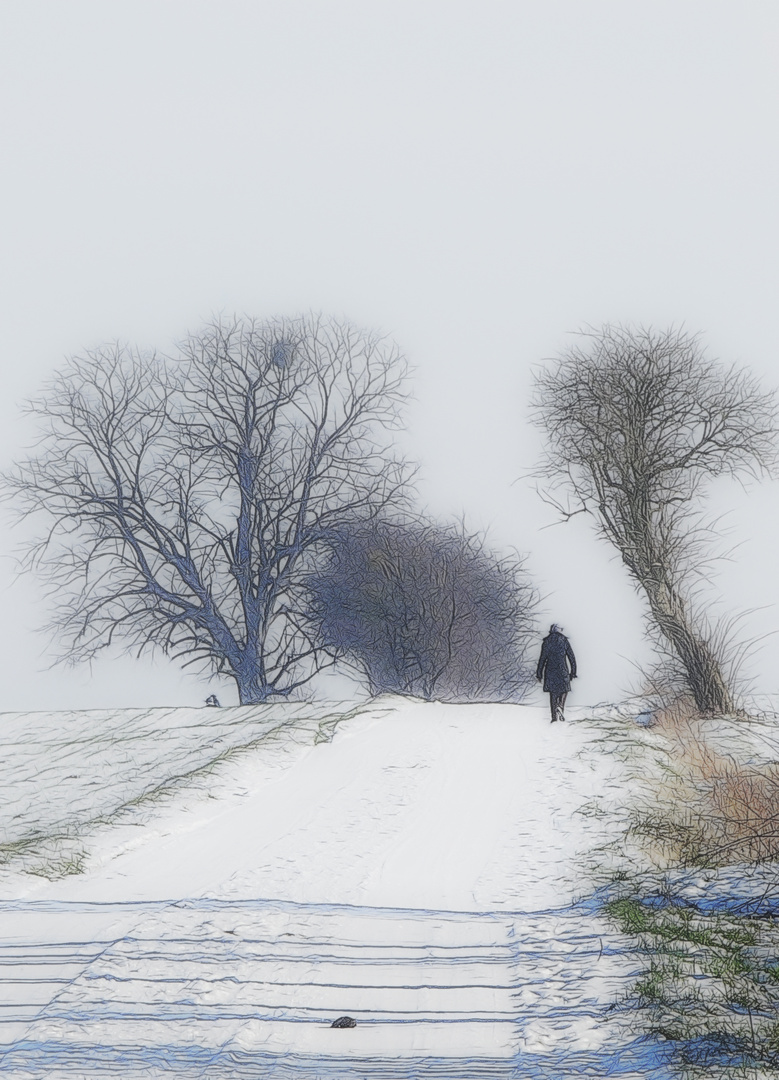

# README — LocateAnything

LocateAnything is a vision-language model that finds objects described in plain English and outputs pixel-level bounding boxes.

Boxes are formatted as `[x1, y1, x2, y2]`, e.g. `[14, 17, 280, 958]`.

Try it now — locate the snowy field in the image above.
[0, 698, 669, 1079]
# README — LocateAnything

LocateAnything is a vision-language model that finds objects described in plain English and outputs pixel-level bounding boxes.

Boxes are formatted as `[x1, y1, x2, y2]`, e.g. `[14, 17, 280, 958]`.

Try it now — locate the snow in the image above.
[0, 697, 658, 1078]
[0, 701, 342, 879]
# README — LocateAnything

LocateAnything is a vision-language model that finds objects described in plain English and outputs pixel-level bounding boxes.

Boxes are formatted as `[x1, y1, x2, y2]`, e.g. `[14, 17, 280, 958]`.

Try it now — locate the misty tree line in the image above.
[3, 315, 777, 712]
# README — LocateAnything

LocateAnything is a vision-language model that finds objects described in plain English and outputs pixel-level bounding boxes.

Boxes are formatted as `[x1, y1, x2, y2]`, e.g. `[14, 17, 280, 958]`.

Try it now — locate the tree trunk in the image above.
[641, 576, 735, 715]
[233, 660, 275, 705]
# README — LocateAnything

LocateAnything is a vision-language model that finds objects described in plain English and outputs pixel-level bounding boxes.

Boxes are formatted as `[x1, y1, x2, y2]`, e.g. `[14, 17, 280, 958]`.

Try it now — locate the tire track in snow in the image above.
[0, 701, 674, 1076]
[0, 896, 668, 1079]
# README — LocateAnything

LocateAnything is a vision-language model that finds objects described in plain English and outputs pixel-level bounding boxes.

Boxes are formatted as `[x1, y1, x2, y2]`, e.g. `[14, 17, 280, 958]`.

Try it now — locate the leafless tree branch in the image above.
[531, 324, 778, 714]
[3, 315, 413, 703]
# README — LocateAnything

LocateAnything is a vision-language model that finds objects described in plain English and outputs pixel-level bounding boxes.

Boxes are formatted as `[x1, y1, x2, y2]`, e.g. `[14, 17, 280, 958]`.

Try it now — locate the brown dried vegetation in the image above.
[632, 697, 779, 868]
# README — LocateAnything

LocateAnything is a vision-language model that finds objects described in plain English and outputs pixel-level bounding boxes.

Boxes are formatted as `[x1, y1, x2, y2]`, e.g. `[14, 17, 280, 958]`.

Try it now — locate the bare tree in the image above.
[532, 325, 778, 715]
[4, 315, 412, 704]
[307, 518, 539, 701]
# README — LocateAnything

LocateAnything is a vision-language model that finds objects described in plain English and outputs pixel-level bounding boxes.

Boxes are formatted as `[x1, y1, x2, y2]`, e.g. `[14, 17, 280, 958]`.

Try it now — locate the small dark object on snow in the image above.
[331, 1016, 357, 1028]
[205, 695, 220, 707]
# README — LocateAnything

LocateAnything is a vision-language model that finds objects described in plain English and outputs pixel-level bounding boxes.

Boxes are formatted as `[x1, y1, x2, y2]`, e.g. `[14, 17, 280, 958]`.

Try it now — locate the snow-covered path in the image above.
[0, 699, 660, 1078]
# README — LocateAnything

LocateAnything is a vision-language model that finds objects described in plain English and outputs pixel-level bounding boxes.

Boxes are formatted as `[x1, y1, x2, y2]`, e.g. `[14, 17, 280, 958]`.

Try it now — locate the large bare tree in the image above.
[4, 315, 411, 703]
[532, 325, 777, 714]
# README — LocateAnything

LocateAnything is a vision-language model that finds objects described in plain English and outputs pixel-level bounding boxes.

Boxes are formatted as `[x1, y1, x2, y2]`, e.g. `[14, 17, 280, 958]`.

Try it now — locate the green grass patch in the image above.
[606, 897, 779, 1077]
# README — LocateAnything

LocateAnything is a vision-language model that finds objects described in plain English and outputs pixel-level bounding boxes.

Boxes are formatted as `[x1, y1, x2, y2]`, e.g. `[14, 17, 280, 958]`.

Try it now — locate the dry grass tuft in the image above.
[632, 697, 779, 868]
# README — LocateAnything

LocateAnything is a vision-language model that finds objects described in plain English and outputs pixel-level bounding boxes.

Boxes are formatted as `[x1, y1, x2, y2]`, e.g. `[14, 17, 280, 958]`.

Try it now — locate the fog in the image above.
[1, 1, 777, 709]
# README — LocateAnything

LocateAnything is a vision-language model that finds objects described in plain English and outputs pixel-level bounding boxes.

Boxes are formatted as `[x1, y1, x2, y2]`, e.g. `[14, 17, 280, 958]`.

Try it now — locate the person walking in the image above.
[536, 624, 577, 723]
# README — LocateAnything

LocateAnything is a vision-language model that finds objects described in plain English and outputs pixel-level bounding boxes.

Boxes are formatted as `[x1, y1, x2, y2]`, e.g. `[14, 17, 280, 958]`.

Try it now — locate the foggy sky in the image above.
[1, 1, 778, 710]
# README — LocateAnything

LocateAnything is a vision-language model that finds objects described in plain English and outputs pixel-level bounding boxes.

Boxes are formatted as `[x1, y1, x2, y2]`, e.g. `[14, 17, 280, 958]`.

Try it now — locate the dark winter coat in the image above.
[536, 631, 577, 694]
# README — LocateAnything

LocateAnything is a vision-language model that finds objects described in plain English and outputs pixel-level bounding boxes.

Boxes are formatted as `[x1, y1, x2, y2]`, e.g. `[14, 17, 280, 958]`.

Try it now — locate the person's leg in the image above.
[549, 693, 560, 722]
[557, 693, 568, 722]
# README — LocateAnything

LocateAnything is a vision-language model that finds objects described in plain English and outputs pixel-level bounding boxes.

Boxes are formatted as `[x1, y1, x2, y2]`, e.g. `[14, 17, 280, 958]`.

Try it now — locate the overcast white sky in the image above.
[1, 1, 778, 710]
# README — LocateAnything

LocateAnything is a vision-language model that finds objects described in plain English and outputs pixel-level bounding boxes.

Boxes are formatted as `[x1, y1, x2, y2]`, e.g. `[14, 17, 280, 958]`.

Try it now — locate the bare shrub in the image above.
[307, 518, 539, 702]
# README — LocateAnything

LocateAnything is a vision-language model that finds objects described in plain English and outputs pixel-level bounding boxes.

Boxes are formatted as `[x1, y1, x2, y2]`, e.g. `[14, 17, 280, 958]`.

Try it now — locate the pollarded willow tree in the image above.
[532, 325, 778, 715]
[4, 315, 412, 703]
